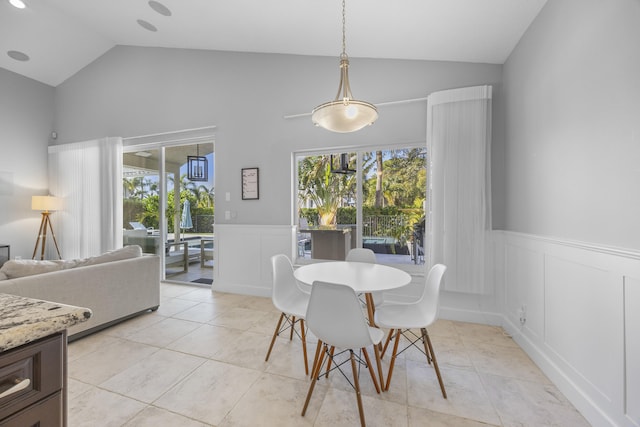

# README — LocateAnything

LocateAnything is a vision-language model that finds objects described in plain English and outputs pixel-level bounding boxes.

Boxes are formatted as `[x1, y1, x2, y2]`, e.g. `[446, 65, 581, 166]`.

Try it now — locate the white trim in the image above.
[427, 85, 492, 106]
[498, 230, 640, 261]
[123, 125, 216, 148]
[284, 86, 494, 120]
[293, 140, 426, 157]
[283, 96, 429, 119]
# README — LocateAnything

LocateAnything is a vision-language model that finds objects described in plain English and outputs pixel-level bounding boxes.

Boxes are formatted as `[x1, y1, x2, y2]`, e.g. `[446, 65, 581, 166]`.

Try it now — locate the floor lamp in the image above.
[32, 195, 62, 260]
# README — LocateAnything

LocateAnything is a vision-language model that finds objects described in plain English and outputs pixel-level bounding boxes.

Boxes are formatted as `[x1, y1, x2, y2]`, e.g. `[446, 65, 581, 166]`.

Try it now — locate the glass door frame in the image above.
[293, 141, 427, 275]
[123, 128, 216, 282]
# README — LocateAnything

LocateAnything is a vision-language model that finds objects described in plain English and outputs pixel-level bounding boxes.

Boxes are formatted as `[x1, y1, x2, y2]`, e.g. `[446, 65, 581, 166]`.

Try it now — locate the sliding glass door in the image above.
[123, 141, 214, 284]
[296, 145, 426, 269]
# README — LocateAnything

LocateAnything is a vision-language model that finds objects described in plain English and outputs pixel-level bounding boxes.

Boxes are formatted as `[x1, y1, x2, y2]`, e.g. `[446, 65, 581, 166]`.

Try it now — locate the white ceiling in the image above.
[0, 0, 547, 87]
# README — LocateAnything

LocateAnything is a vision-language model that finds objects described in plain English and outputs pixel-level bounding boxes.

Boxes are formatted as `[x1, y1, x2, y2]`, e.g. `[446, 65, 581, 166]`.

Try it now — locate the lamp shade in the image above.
[32, 196, 61, 212]
[312, 100, 378, 133]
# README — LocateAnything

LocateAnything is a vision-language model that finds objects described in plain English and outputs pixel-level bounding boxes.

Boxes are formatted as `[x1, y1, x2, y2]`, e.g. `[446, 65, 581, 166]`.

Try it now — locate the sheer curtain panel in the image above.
[427, 85, 492, 294]
[48, 137, 123, 259]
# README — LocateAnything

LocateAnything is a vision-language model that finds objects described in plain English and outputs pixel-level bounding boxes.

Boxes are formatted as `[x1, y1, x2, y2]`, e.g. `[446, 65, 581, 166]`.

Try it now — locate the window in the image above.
[296, 145, 427, 269]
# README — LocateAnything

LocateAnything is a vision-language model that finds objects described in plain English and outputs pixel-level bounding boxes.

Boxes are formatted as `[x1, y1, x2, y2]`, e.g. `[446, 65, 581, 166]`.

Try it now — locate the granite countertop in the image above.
[0, 293, 92, 352]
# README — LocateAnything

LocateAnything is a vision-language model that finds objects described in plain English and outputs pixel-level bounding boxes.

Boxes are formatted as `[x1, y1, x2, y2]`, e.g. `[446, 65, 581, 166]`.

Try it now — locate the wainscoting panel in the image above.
[213, 224, 296, 297]
[544, 255, 622, 405]
[625, 276, 640, 426]
[504, 243, 544, 340]
[498, 231, 640, 427]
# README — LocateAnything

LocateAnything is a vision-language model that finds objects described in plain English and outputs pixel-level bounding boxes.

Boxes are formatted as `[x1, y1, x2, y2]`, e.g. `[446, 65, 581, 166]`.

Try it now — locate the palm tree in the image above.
[298, 155, 355, 225]
[123, 177, 136, 199]
[375, 150, 384, 207]
[196, 184, 214, 208]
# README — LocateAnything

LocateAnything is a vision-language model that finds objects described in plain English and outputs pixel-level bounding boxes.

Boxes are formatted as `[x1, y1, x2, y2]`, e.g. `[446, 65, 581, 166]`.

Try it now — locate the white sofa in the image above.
[0, 248, 160, 340]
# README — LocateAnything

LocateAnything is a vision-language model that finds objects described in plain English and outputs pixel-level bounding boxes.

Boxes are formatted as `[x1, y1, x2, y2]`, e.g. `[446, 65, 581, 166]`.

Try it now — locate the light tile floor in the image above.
[67, 283, 591, 427]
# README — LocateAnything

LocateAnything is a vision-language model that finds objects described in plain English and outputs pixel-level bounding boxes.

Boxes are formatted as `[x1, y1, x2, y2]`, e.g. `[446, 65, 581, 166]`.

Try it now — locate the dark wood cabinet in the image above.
[0, 333, 66, 426]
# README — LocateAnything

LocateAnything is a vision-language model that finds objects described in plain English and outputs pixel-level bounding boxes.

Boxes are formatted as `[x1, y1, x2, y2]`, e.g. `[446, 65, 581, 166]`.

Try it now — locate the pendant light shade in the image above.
[312, 99, 378, 133]
[312, 1, 378, 133]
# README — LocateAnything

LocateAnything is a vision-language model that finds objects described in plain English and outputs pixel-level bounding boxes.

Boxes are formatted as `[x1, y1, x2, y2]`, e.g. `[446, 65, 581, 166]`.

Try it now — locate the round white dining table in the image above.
[294, 261, 412, 294]
[294, 261, 412, 360]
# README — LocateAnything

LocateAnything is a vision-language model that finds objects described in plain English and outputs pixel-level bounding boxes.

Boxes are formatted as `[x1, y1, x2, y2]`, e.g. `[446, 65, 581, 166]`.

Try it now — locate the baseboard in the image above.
[212, 281, 270, 298]
[438, 306, 503, 326]
[501, 315, 618, 427]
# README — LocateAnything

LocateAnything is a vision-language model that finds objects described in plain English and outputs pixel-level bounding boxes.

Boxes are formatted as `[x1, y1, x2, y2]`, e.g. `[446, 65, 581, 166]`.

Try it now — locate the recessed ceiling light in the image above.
[148, 1, 171, 17]
[7, 50, 29, 61]
[137, 19, 157, 32]
[135, 151, 153, 158]
[8, 0, 26, 9]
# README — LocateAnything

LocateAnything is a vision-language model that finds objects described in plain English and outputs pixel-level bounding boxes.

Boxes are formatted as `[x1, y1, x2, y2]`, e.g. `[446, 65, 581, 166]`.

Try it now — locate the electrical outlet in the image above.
[518, 305, 527, 326]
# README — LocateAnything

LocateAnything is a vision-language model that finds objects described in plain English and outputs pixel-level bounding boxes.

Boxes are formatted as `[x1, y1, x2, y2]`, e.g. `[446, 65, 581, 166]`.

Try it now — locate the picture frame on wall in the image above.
[242, 167, 259, 200]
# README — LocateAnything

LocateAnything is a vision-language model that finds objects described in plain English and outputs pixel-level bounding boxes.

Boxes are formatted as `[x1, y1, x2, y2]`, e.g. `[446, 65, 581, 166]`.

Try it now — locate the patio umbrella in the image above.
[180, 200, 193, 230]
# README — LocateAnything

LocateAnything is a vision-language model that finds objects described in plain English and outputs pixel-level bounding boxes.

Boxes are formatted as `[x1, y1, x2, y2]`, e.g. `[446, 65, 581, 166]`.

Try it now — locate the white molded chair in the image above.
[346, 248, 384, 309]
[301, 281, 384, 427]
[374, 264, 447, 396]
[265, 254, 310, 375]
[345, 247, 376, 263]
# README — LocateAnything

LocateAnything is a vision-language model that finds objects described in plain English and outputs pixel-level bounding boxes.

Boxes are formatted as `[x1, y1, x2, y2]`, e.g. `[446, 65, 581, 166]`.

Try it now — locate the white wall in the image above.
[0, 68, 54, 259]
[500, 1, 640, 425]
[49, 46, 507, 327]
[502, 0, 640, 250]
[52, 46, 503, 227]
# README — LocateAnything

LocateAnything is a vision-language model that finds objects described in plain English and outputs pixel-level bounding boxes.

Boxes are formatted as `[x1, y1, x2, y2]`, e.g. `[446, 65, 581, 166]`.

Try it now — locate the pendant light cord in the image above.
[310, 0, 378, 132]
[341, 0, 347, 57]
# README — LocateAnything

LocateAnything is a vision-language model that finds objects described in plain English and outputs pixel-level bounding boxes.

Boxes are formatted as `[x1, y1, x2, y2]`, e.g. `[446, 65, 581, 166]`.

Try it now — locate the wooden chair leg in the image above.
[300, 319, 309, 375]
[310, 340, 323, 380]
[364, 293, 376, 326]
[384, 328, 402, 391]
[423, 328, 447, 399]
[265, 312, 285, 362]
[350, 350, 366, 427]
[372, 342, 385, 392]
[361, 347, 380, 394]
[302, 344, 326, 416]
[381, 328, 395, 358]
[420, 327, 432, 365]
[290, 316, 295, 340]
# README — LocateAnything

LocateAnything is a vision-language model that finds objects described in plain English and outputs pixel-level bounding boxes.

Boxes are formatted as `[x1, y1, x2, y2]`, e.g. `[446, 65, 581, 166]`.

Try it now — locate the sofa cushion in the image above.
[76, 245, 142, 267]
[0, 246, 143, 280]
[0, 259, 80, 279]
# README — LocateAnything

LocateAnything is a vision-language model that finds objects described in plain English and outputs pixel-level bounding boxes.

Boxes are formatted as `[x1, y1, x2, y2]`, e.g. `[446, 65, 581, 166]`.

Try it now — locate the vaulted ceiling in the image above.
[1, 0, 547, 87]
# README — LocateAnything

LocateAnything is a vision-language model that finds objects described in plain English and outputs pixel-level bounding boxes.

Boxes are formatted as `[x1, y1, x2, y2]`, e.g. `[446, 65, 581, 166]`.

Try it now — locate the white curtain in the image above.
[427, 85, 492, 294]
[48, 137, 123, 259]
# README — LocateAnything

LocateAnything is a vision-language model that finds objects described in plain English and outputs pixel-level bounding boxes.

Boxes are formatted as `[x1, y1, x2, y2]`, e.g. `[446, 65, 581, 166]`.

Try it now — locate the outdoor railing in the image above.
[362, 215, 408, 239]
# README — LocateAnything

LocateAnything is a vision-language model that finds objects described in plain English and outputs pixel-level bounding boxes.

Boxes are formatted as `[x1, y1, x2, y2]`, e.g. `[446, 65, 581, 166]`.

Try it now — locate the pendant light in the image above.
[311, 0, 378, 133]
[187, 144, 208, 182]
